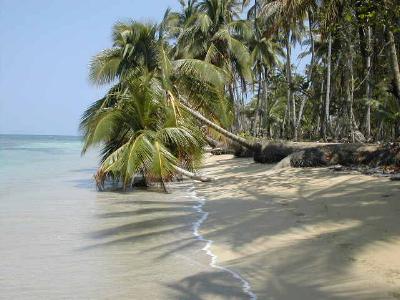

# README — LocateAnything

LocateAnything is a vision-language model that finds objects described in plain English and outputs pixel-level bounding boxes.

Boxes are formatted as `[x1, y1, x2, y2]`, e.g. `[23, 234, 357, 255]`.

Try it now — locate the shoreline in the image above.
[194, 154, 400, 299]
[190, 186, 257, 300]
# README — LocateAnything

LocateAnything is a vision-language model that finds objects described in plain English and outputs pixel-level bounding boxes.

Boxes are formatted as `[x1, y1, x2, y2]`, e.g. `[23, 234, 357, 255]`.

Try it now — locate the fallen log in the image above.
[252, 142, 400, 169]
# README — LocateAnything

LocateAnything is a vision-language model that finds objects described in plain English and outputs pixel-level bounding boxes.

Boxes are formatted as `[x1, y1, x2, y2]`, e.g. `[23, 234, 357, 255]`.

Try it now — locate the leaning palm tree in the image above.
[81, 73, 210, 191]
[87, 20, 257, 148]
[82, 21, 259, 190]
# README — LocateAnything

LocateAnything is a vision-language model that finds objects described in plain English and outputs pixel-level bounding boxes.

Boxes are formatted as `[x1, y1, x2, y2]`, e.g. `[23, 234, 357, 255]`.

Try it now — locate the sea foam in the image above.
[188, 187, 257, 300]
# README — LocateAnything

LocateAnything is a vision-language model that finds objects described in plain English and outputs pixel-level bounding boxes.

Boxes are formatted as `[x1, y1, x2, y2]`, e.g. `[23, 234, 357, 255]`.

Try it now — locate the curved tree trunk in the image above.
[173, 165, 213, 182]
[180, 101, 259, 151]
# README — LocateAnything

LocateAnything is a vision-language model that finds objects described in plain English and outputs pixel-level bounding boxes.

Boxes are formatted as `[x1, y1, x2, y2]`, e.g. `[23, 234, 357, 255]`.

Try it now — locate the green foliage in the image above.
[82, 0, 400, 190]
[81, 19, 232, 189]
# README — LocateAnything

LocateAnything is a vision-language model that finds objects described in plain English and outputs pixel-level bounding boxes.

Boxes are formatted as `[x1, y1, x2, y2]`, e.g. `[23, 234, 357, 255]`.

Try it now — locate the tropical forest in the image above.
[80, 0, 400, 189]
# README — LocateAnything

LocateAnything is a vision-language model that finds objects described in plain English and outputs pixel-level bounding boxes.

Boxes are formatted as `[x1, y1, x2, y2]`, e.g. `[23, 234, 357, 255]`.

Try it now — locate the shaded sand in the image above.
[194, 154, 400, 300]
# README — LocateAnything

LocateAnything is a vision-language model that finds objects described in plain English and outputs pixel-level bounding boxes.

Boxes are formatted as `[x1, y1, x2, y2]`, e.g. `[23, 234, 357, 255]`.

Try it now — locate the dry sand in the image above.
[195, 154, 400, 300]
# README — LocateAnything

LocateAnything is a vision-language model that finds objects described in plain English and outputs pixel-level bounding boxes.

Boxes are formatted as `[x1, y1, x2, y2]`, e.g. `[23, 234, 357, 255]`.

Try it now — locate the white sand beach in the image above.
[194, 154, 400, 300]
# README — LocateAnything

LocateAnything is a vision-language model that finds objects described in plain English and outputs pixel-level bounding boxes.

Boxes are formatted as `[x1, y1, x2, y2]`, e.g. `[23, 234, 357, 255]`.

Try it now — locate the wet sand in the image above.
[195, 154, 400, 300]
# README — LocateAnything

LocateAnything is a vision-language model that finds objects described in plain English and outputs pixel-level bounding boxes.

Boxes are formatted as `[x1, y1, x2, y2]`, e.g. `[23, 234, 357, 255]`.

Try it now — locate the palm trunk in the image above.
[296, 97, 306, 140]
[173, 165, 213, 182]
[365, 26, 372, 139]
[293, 11, 315, 142]
[344, 30, 355, 143]
[387, 30, 400, 103]
[308, 10, 315, 82]
[324, 33, 332, 141]
[261, 69, 268, 137]
[349, 51, 355, 143]
[254, 68, 262, 136]
[286, 30, 296, 140]
[318, 78, 325, 137]
[180, 101, 258, 151]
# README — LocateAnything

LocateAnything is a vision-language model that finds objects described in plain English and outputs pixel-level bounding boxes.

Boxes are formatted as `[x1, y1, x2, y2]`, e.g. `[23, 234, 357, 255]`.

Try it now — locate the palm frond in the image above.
[173, 58, 228, 88]
[89, 48, 122, 85]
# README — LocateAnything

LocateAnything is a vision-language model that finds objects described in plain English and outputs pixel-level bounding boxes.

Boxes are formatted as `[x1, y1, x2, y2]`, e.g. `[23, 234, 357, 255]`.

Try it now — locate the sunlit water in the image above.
[0, 135, 249, 299]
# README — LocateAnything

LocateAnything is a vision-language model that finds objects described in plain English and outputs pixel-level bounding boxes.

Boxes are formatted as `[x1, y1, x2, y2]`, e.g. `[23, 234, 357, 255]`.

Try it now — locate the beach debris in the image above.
[329, 164, 344, 171]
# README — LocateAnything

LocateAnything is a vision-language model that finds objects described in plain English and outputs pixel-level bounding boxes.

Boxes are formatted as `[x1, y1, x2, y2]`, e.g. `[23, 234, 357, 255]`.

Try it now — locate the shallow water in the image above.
[0, 135, 248, 299]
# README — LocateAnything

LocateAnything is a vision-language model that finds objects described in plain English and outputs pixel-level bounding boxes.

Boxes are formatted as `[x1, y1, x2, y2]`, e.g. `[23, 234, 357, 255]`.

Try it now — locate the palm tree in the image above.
[89, 21, 158, 84]
[260, 0, 311, 140]
[246, 1, 282, 136]
[322, 31, 332, 141]
[90, 20, 257, 145]
[164, 0, 253, 130]
[81, 74, 209, 191]
[82, 20, 259, 189]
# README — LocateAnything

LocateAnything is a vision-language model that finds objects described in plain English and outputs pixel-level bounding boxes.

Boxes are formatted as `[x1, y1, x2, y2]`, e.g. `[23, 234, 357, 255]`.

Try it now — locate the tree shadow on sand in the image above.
[78, 156, 400, 299]
[166, 271, 250, 300]
[151, 158, 400, 299]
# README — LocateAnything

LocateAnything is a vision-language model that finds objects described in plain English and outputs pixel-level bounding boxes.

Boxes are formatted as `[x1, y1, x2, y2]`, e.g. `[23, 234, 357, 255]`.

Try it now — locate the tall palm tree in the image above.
[246, 1, 282, 135]
[164, 0, 253, 131]
[260, 0, 311, 140]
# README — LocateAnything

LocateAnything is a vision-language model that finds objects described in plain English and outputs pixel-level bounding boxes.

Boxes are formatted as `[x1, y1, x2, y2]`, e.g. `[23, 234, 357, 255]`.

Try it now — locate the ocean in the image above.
[0, 135, 250, 299]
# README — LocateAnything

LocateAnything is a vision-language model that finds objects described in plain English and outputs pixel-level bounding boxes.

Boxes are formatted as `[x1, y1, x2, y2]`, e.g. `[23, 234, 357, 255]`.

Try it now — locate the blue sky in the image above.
[0, 0, 180, 135]
[0, 0, 309, 136]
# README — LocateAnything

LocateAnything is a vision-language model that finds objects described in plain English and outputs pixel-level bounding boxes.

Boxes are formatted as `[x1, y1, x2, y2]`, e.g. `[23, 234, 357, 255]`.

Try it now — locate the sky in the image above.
[0, 0, 180, 135]
[0, 0, 309, 136]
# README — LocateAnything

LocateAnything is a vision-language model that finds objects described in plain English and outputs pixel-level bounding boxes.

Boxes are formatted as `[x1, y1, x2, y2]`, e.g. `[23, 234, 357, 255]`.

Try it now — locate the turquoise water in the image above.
[0, 134, 99, 206]
[0, 134, 95, 183]
[0, 135, 247, 299]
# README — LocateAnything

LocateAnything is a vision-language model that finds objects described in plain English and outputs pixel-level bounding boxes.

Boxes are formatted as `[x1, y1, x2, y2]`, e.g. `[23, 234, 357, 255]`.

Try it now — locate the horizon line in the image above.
[0, 133, 83, 138]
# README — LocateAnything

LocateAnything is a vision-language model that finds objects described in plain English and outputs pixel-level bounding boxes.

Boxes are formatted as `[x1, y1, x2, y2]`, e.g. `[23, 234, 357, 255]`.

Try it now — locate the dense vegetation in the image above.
[81, 0, 400, 189]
